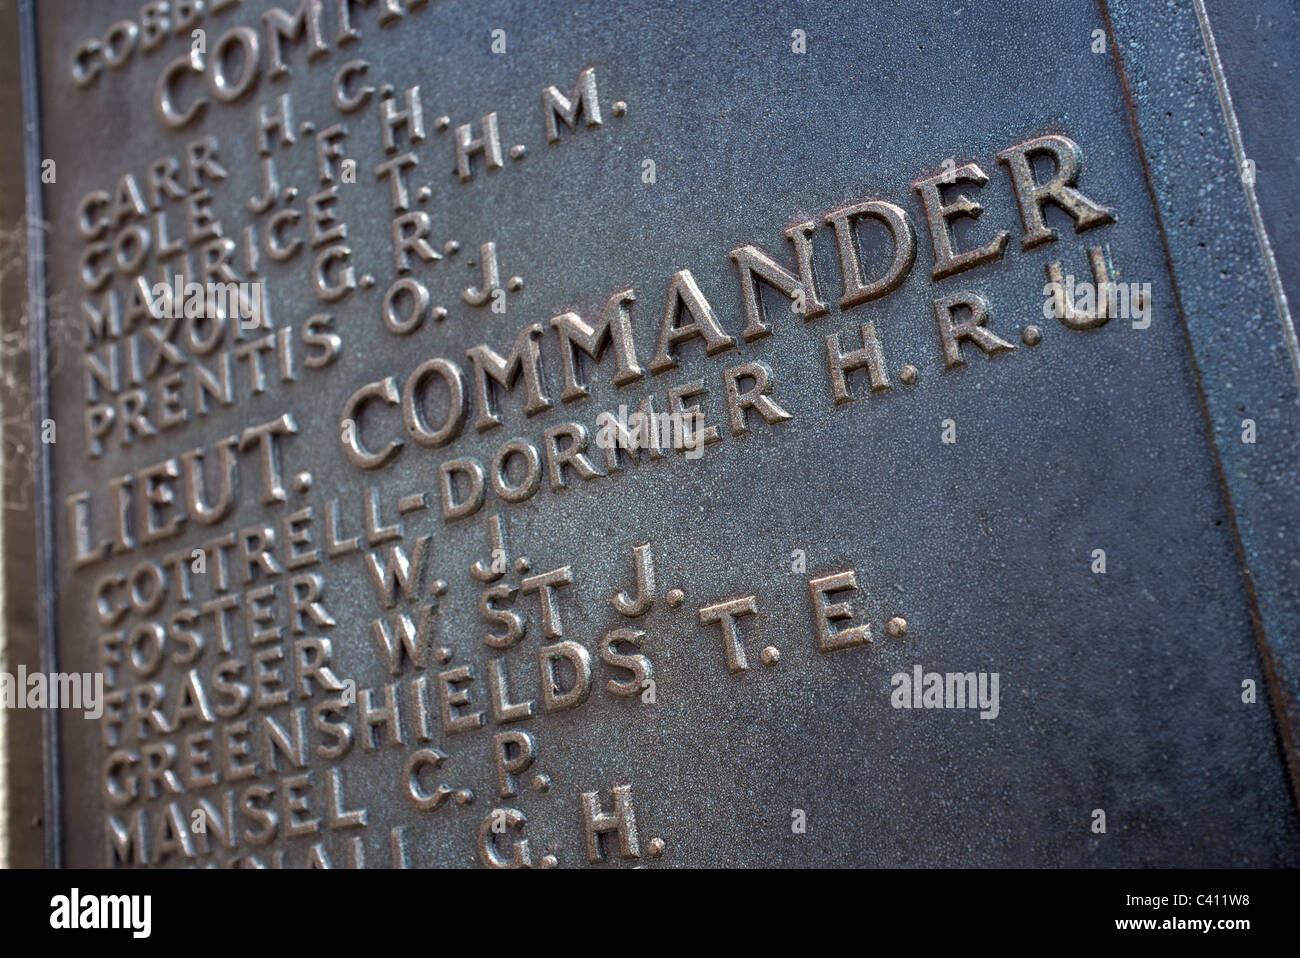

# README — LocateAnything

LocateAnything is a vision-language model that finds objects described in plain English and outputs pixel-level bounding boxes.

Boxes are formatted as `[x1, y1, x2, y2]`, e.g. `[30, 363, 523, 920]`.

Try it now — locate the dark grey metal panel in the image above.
[1206, 0, 1300, 315]
[1105, 0, 1300, 797]
[16, 0, 1300, 868]
[1, 0, 51, 869]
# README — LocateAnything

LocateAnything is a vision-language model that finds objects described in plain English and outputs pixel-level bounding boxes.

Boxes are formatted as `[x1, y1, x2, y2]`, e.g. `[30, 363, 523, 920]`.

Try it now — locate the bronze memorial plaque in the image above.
[3, 0, 1299, 869]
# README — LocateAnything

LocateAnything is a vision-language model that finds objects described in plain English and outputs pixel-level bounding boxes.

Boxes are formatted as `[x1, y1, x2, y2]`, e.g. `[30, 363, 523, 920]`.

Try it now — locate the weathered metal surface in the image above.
[12, 0, 1300, 867]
